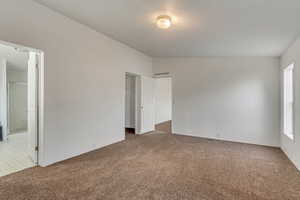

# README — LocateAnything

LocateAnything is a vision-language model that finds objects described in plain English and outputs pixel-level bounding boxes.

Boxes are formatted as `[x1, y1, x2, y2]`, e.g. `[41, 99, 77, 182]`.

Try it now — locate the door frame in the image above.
[0, 40, 45, 166]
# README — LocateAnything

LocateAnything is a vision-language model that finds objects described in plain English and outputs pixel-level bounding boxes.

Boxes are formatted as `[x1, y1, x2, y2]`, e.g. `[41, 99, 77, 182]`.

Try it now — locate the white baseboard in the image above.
[173, 132, 280, 148]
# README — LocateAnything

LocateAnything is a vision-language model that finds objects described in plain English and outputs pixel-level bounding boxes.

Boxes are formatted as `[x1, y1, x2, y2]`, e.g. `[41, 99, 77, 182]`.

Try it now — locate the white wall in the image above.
[0, 0, 152, 166]
[153, 57, 280, 147]
[125, 75, 136, 128]
[280, 36, 300, 170]
[155, 77, 172, 124]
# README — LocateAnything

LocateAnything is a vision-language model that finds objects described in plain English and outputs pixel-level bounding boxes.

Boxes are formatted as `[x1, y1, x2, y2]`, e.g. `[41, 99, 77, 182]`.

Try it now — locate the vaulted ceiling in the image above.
[34, 0, 300, 57]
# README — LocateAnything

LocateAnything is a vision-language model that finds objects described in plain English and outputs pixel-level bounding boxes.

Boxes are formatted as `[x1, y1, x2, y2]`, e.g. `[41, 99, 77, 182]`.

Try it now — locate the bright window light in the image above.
[283, 63, 294, 140]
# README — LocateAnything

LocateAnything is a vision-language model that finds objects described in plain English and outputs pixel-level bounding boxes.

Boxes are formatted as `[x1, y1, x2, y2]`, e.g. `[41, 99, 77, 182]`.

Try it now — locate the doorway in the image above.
[125, 73, 137, 139]
[154, 77, 172, 133]
[0, 42, 43, 176]
[124, 73, 156, 139]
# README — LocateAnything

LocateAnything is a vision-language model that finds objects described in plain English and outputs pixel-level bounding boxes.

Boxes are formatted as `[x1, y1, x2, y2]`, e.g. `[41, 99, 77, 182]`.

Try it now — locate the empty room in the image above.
[0, 0, 299, 200]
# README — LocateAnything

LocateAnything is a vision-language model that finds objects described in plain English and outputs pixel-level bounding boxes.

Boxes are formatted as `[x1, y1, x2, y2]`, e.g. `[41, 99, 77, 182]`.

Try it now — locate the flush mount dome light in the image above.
[156, 15, 172, 29]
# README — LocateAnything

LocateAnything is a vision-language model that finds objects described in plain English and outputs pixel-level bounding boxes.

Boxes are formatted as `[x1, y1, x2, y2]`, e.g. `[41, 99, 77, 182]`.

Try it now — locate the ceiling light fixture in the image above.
[156, 15, 172, 29]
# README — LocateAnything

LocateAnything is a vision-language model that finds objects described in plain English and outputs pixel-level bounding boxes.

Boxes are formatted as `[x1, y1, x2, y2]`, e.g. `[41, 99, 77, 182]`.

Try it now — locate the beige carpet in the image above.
[0, 132, 300, 200]
[155, 120, 172, 133]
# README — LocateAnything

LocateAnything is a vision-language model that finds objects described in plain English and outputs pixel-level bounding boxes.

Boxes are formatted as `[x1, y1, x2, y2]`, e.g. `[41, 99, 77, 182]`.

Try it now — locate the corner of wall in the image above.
[281, 146, 300, 171]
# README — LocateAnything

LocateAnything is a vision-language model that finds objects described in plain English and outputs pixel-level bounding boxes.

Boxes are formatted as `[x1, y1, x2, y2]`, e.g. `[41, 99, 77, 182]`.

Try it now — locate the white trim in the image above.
[135, 75, 142, 134]
[37, 52, 45, 166]
[282, 63, 295, 141]
[173, 132, 281, 148]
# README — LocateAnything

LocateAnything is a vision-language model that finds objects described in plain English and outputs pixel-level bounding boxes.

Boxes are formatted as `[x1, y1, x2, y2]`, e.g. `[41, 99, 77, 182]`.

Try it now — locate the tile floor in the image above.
[0, 132, 35, 177]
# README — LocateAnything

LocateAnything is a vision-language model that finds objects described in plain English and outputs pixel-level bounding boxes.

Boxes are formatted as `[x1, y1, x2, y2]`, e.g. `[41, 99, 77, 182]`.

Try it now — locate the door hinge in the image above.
[35, 146, 39, 151]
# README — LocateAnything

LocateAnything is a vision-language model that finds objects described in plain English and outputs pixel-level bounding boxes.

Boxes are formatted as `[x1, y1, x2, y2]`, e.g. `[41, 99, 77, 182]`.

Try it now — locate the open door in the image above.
[27, 52, 38, 163]
[139, 76, 155, 133]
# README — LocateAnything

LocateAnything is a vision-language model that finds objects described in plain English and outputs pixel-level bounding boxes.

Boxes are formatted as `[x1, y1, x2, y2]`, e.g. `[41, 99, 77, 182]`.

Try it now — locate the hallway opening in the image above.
[0, 41, 43, 176]
[154, 76, 172, 133]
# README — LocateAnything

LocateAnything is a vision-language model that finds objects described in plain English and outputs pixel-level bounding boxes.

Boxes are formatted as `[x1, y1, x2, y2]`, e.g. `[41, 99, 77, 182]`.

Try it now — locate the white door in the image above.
[27, 52, 38, 163]
[140, 76, 155, 133]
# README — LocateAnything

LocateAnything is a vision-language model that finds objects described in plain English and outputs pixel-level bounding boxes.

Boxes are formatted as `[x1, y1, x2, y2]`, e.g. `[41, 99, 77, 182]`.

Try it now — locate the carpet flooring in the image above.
[155, 120, 172, 133]
[0, 132, 300, 200]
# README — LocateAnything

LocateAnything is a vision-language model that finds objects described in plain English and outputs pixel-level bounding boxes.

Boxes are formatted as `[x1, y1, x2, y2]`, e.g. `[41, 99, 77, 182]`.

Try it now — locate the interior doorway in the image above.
[0, 41, 43, 177]
[125, 73, 137, 139]
[154, 76, 172, 133]
[124, 73, 156, 139]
